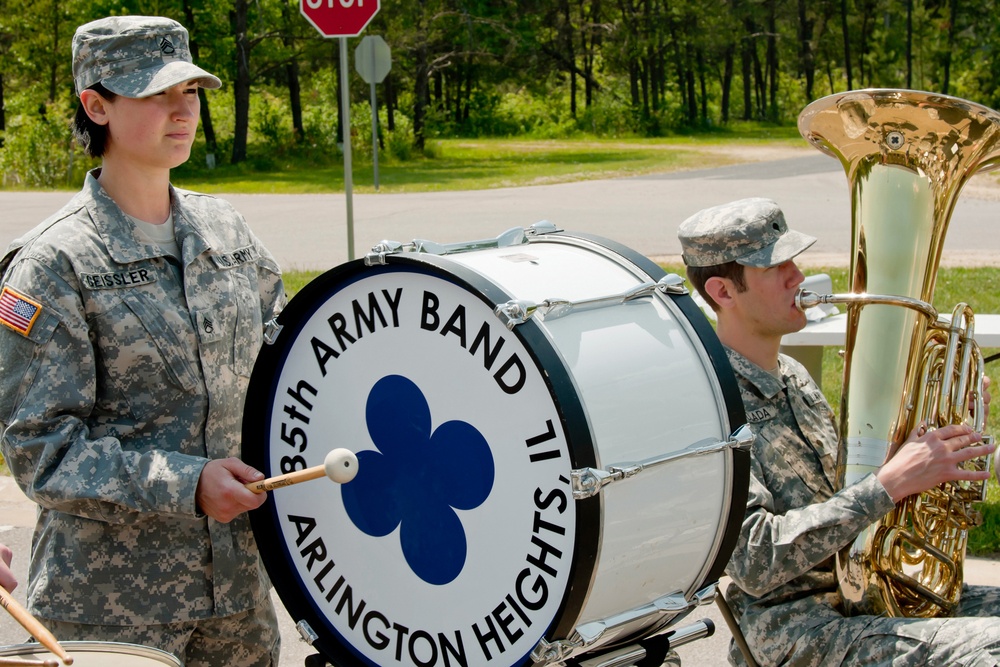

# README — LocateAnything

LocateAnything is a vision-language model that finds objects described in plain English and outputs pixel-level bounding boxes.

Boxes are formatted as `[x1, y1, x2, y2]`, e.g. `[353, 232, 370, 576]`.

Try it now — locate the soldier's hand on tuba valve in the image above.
[876, 423, 994, 503]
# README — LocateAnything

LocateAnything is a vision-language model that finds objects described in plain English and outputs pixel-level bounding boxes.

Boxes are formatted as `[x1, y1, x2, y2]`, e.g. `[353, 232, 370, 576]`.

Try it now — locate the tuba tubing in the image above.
[797, 89, 1000, 618]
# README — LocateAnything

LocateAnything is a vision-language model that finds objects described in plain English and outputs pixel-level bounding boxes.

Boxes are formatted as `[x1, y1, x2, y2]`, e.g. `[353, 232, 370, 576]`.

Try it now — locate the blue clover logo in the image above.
[342, 375, 495, 585]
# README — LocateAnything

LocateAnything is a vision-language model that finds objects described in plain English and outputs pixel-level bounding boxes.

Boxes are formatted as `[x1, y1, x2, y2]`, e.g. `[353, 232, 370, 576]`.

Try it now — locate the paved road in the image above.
[3, 152, 1000, 270]
[2, 153, 1000, 666]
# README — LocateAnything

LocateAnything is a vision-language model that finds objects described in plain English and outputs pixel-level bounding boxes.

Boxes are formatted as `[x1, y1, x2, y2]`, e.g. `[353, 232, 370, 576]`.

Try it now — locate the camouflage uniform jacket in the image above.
[723, 348, 896, 666]
[0, 171, 285, 625]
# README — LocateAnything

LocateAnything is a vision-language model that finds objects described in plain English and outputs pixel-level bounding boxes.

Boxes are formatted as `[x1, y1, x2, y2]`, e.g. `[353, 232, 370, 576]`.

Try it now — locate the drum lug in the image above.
[571, 465, 635, 499]
[656, 273, 688, 295]
[365, 240, 405, 265]
[728, 423, 755, 451]
[531, 635, 583, 665]
[263, 318, 283, 345]
[694, 581, 718, 605]
[295, 619, 319, 646]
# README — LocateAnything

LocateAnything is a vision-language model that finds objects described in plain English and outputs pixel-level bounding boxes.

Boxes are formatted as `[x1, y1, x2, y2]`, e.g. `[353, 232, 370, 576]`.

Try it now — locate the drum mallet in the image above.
[0, 585, 73, 665]
[245, 448, 358, 493]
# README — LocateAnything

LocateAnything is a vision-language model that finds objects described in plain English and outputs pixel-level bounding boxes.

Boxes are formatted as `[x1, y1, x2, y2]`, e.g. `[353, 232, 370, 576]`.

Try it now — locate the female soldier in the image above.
[0, 16, 283, 666]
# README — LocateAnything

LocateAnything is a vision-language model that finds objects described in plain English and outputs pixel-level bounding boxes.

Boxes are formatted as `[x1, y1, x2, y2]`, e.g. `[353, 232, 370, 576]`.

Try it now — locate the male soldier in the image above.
[0, 16, 283, 666]
[678, 197, 1000, 666]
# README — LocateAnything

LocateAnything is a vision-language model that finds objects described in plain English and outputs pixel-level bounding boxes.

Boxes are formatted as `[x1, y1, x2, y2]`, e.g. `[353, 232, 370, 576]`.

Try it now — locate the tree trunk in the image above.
[797, 0, 815, 101]
[199, 91, 218, 162]
[767, 0, 778, 120]
[0, 73, 5, 147]
[629, 60, 640, 109]
[698, 49, 707, 123]
[287, 60, 304, 143]
[48, 4, 61, 102]
[279, 0, 304, 143]
[463, 62, 473, 124]
[182, 0, 218, 160]
[752, 36, 765, 117]
[231, 0, 251, 164]
[385, 72, 396, 132]
[413, 41, 429, 152]
[721, 45, 734, 123]
[840, 0, 853, 90]
[943, 0, 958, 94]
[563, 0, 577, 117]
[741, 38, 752, 120]
[906, 0, 913, 89]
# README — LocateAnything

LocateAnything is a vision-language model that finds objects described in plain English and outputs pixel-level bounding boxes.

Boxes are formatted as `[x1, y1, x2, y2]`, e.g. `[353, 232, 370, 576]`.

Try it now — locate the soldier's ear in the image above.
[704, 276, 735, 311]
[80, 89, 111, 126]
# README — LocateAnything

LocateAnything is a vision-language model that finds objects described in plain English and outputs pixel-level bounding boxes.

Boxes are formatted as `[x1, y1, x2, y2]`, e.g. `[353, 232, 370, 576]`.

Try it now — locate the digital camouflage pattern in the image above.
[0, 170, 285, 628]
[72, 16, 221, 97]
[677, 198, 816, 268]
[724, 348, 1000, 666]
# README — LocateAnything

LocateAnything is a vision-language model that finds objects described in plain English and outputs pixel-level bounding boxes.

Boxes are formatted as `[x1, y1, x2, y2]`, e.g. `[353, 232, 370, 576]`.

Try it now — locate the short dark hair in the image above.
[73, 82, 117, 158]
[686, 261, 747, 312]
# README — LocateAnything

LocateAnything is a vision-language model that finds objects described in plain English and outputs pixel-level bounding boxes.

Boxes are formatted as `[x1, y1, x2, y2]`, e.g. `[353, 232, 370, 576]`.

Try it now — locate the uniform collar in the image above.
[83, 169, 210, 265]
[724, 346, 788, 399]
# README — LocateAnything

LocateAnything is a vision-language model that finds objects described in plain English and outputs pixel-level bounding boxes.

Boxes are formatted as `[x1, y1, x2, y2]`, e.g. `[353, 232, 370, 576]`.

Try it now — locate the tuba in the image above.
[795, 89, 1000, 617]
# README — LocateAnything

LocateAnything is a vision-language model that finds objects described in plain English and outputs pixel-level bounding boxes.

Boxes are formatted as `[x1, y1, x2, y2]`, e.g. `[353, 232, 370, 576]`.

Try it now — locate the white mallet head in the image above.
[324, 448, 359, 484]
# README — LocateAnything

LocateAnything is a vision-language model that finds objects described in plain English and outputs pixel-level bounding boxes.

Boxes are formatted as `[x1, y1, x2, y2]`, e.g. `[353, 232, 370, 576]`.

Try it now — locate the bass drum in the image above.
[243, 227, 750, 667]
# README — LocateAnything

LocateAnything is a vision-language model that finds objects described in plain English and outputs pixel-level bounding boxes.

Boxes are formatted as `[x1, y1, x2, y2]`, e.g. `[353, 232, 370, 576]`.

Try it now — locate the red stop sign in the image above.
[301, 0, 380, 37]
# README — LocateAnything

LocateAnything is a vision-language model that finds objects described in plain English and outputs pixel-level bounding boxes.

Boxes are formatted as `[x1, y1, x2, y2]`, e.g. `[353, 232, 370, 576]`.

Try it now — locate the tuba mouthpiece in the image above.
[795, 289, 822, 311]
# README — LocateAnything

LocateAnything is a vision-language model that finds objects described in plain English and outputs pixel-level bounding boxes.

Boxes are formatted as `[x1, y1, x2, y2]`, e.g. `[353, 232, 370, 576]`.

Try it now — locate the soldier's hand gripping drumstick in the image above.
[245, 448, 359, 493]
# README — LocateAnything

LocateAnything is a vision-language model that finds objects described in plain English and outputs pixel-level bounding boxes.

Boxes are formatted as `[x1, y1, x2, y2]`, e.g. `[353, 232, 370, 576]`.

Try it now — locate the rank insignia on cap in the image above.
[0, 286, 42, 336]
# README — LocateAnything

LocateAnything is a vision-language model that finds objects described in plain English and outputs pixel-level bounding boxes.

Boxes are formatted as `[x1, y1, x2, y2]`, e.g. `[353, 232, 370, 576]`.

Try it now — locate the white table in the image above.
[780, 312, 1000, 385]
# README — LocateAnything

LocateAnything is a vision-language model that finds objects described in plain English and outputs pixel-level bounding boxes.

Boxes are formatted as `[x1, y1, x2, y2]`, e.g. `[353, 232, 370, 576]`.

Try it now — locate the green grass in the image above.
[169, 136, 808, 194]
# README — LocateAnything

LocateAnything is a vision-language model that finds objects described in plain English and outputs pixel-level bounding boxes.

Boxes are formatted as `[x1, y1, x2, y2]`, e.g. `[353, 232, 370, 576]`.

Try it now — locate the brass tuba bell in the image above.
[796, 89, 1000, 617]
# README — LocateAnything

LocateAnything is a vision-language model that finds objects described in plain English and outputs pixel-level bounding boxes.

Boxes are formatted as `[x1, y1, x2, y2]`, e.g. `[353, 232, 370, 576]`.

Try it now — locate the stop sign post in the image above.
[300, 0, 382, 260]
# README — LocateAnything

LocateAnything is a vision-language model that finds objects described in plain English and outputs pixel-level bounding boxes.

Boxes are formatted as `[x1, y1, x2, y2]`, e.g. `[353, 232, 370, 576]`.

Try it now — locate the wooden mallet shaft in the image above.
[246, 448, 358, 493]
[0, 585, 73, 665]
[246, 465, 327, 492]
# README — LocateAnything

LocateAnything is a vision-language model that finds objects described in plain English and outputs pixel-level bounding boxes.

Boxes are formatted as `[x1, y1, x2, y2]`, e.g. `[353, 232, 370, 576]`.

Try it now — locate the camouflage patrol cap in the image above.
[677, 197, 816, 268]
[72, 16, 221, 98]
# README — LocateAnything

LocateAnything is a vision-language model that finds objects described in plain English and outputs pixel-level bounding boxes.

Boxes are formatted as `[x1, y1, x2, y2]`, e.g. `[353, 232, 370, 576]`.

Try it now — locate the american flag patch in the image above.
[0, 286, 42, 335]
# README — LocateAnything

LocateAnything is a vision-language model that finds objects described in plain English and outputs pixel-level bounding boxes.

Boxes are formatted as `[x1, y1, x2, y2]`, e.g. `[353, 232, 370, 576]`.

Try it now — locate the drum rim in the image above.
[243, 257, 602, 667]
[0, 640, 180, 663]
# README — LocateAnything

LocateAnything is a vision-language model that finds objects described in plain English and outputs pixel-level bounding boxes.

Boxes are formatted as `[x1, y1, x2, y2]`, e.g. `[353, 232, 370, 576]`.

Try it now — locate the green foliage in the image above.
[0, 98, 96, 188]
[251, 91, 294, 150]
[6, 0, 1000, 185]
[350, 101, 417, 162]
